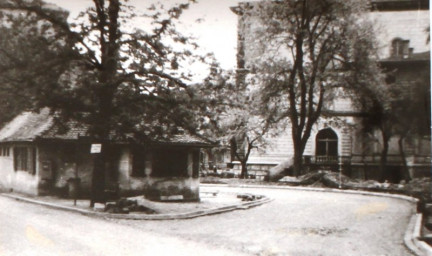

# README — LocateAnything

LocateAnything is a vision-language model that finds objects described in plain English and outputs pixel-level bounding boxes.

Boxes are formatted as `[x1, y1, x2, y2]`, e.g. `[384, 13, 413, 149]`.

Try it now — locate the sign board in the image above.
[90, 144, 102, 154]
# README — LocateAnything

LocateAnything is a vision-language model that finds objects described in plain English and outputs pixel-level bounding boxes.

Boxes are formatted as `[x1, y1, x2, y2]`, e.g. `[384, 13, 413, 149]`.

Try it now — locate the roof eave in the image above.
[150, 141, 215, 148]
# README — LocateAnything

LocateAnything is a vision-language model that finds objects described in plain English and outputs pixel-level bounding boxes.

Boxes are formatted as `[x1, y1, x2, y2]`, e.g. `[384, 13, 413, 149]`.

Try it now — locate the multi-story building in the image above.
[230, 0, 430, 181]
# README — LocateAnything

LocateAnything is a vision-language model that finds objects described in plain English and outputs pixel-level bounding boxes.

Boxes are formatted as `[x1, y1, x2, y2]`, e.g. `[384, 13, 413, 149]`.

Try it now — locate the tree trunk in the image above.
[240, 161, 248, 179]
[90, 149, 106, 207]
[293, 136, 304, 177]
[292, 146, 303, 177]
[398, 136, 411, 182]
[379, 131, 390, 182]
[90, 0, 120, 207]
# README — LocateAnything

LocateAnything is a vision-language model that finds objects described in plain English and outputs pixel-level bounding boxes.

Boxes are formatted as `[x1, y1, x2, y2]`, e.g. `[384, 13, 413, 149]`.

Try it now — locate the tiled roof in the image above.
[0, 109, 212, 146]
[0, 108, 54, 142]
[40, 120, 89, 140]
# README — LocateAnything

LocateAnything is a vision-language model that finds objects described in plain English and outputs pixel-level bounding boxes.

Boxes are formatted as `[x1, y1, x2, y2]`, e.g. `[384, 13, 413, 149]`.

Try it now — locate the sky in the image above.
[45, 0, 244, 70]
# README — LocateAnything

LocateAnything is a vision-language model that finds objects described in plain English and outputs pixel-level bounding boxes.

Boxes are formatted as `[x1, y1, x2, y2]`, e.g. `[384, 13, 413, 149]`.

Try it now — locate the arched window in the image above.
[315, 128, 338, 157]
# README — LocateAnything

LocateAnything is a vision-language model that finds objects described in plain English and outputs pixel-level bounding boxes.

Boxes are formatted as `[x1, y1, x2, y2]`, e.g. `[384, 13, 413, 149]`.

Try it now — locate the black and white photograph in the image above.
[0, 0, 430, 255]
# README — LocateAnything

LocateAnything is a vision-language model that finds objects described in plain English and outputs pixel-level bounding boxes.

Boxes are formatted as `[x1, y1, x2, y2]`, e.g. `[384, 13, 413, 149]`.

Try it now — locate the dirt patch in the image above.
[279, 171, 431, 204]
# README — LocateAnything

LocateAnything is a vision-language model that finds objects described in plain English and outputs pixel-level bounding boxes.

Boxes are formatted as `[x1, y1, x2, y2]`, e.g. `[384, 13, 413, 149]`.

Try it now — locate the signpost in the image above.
[90, 143, 103, 208]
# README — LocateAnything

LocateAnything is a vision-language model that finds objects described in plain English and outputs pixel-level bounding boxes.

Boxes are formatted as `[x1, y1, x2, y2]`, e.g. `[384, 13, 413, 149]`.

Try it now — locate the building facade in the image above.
[230, 0, 430, 181]
[0, 109, 210, 201]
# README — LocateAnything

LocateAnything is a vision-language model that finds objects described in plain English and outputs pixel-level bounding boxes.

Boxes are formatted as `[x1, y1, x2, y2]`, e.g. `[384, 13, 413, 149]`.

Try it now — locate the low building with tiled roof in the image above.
[0, 109, 213, 201]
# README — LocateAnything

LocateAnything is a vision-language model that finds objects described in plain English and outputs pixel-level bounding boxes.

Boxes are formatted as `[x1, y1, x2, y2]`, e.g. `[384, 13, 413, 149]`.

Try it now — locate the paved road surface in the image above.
[0, 186, 416, 255]
[0, 196, 243, 256]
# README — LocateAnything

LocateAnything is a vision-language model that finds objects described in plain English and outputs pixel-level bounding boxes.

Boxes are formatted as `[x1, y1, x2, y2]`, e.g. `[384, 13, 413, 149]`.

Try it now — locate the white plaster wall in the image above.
[248, 117, 354, 165]
[0, 153, 14, 191]
[12, 171, 39, 195]
[368, 10, 430, 58]
[248, 134, 291, 165]
[0, 145, 40, 195]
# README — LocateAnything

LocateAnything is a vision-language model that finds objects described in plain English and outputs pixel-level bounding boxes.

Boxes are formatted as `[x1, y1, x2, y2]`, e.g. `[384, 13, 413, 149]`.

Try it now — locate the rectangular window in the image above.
[1, 147, 10, 157]
[152, 149, 188, 177]
[14, 147, 36, 174]
[391, 39, 410, 57]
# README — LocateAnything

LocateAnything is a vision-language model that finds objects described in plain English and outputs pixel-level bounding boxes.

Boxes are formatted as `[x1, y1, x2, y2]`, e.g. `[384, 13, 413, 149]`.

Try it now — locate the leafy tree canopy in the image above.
[191, 68, 281, 177]
[237, 0, 380, 175]
[0, 0, 214, 141]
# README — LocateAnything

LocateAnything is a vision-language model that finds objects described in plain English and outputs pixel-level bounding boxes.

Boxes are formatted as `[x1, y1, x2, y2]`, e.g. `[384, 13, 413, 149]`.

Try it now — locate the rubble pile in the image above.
[104, 198, 157, 214]
[279, 172, 325, 186]
[279, 171, 431, 202]
[237, 193, 264, 201]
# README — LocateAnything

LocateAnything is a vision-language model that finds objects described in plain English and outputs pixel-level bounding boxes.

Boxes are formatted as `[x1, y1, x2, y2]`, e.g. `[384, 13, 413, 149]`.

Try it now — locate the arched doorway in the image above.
[315, 128, 338, 163]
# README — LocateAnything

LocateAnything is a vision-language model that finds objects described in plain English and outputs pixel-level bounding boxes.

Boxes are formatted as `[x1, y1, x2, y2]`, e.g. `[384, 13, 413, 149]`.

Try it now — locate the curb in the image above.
[405, 214, 432, 256]
[201, 183, 427, 255]
[3, 184, 430, 254]
[0, 192, 272, 220]
[201, 183, 419, 203]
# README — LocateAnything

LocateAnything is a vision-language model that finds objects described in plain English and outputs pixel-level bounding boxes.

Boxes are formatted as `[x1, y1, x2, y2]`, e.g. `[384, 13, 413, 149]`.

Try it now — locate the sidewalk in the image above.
[0, 186, 272, 220]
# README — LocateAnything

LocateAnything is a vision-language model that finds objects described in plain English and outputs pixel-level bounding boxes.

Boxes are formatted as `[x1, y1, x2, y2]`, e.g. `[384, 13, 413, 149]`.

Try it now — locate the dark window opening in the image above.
[0, 147, 9, 157]
[152, 149, 188, 177]
[391, 38, 410, 57]
[14, 147, 36, 174]
[131, 148, 146, 177]
[316, 128, 338, 157]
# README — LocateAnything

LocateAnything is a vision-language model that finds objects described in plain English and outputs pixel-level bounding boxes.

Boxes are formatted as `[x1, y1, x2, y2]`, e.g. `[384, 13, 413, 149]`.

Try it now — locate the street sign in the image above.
[90, 144, 102, 154]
